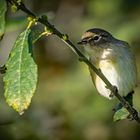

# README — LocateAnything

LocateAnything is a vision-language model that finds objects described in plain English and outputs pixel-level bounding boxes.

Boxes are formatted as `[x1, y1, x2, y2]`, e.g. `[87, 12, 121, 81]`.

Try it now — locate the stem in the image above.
[6, 0, 140, 123]
[33, 31, 52, 44]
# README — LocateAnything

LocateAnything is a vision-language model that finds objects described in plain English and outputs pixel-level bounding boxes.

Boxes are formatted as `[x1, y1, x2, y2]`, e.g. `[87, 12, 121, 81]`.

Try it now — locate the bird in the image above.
[78, 28, 137, 110]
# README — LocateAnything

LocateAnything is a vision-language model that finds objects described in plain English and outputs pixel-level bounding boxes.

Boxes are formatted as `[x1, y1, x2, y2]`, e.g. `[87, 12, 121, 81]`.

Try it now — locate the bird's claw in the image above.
[108, 86, 117, 98]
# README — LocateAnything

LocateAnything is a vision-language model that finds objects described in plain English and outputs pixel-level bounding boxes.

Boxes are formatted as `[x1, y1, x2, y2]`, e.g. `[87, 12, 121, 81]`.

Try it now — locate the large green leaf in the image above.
[4, 29, 38, 114]
[113, 107, 129, 121]
[0, 0, 7, 40]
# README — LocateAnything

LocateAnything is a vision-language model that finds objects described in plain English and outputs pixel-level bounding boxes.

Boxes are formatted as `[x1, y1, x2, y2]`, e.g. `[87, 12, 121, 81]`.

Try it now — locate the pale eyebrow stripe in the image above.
[82, 36, 92, 41]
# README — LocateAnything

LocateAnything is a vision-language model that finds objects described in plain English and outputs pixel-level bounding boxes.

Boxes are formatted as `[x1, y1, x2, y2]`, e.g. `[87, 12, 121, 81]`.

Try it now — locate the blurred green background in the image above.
[0, 0, 140, 140]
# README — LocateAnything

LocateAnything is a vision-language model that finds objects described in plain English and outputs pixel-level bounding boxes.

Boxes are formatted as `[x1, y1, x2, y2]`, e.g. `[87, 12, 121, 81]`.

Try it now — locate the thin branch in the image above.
[6, 0, 140, 123]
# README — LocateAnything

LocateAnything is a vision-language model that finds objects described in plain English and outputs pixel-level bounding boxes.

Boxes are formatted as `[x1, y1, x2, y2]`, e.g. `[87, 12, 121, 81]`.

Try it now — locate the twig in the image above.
[6, 0, 140, 123]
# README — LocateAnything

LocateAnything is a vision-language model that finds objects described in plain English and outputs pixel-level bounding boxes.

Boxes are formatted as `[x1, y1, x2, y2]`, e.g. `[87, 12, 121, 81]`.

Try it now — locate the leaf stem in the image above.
[32, 31, 52, 44]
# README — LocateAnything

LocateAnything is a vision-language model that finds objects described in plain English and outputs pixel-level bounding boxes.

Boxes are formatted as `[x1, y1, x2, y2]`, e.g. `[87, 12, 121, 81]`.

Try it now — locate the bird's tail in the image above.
[113, 91, 134, 112]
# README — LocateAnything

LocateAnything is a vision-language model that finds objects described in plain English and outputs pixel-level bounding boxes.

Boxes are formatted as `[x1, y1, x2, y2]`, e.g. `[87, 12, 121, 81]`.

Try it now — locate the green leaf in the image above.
[4, 29, 38, 114]
[113, 107, 130, 122]
[0, 0, 7, 40]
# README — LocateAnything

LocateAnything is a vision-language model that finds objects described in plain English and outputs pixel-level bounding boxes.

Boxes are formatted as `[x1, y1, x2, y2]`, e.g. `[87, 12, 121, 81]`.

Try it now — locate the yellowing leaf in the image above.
[4, 29, 38, 114]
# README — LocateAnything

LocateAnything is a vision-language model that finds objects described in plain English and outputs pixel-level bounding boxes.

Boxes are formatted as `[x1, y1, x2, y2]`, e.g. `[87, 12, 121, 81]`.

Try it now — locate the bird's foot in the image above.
[109, 86, 117, 98]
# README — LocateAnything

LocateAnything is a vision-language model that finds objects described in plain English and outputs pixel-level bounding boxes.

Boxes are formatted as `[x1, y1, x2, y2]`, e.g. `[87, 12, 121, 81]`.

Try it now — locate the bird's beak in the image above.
[77, 41, 83, 45]
[77, 40, 87, 45]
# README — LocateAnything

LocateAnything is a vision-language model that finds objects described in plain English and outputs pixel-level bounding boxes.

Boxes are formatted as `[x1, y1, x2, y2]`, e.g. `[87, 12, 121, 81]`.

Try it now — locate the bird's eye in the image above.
[93, 35, 100, 41]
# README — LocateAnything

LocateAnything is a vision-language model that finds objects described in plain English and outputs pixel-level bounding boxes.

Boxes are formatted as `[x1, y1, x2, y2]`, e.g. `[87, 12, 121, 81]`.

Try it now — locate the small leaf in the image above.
[11, 4, 18, 13]
[113, 107, 130, 121]
[0, 0, 7, 40]
[17, 0, 22, 5]
[4, 29, 38, 114]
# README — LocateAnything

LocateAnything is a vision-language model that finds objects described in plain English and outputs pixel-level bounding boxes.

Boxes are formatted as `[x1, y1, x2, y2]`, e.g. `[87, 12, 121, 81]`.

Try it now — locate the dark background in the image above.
[0, 0, 140, 139]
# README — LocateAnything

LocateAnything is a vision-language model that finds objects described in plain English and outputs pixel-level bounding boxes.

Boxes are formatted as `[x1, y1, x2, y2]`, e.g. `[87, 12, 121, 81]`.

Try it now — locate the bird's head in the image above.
[77, 28, 116, 57]
[78, 28, 113, 46]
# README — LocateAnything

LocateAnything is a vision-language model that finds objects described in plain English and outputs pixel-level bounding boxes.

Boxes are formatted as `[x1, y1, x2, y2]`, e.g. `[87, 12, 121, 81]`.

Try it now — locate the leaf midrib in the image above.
[18, 30, 29, 95]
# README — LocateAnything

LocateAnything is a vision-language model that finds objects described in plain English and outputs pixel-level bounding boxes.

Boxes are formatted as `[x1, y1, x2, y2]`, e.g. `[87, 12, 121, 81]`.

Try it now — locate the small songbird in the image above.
[78, 28, 137, 109]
